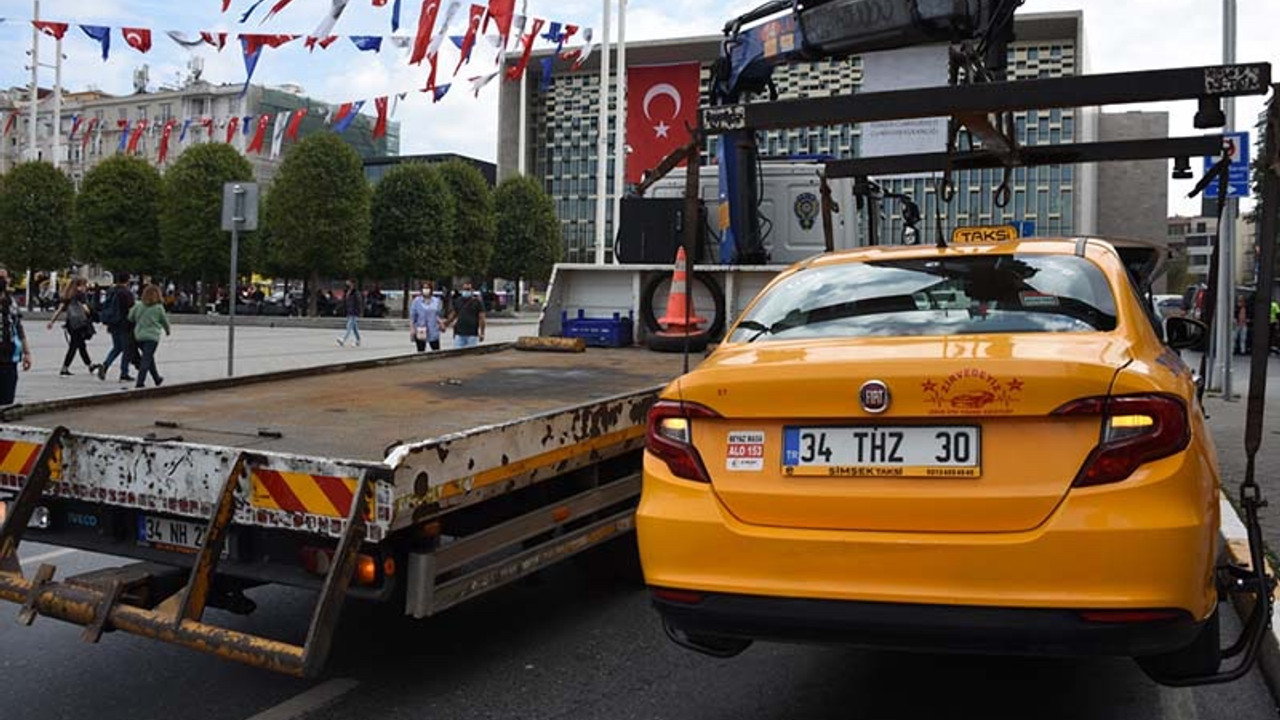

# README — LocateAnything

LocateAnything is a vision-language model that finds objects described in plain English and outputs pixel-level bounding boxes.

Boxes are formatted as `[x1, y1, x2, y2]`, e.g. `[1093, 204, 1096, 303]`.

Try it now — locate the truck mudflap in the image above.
[0, 426, 389, 677]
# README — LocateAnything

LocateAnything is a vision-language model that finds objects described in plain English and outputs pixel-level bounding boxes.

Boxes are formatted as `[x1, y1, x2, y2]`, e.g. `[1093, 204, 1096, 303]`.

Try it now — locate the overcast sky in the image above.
[0, 0, 1277, 217]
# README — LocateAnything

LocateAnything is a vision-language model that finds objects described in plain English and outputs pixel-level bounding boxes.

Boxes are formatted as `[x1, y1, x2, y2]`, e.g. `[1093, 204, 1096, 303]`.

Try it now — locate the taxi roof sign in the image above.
[951, 225, 1020, 245]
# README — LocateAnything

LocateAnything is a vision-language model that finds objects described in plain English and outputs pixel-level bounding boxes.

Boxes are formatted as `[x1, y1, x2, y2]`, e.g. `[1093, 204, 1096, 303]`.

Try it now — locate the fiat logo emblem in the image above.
[860, 380, 890, 414]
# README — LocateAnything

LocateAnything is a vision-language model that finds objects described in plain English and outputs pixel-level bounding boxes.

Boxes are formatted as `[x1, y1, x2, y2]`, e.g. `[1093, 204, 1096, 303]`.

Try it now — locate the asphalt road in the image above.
[0, 333, 1277, 719]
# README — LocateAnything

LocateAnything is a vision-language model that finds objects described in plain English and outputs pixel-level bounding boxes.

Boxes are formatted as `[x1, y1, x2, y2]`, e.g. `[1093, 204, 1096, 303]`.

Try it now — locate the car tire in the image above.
[647, 331, 710, 354]
[640, 272, 727, 341]
[1136, 609, 1221, 682]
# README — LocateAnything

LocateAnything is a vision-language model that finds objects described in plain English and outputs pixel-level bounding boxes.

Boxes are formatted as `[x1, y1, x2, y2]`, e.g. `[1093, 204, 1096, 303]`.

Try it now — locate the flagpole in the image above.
[518, 70, 528, 175]
[27, 0, 39, 162]
[610, 0, 627, 261]
[51, 34, 62, 171]
[592, 0, 612, 265]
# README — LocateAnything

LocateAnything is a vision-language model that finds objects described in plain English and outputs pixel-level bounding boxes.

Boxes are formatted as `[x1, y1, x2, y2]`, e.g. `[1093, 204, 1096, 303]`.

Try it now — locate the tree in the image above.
[369, 163, 456, 317]
[492, 175, 561, 309]
[1165, 248, 1192, 295]
[264, 133, 371, 316]
[437, 159, 495, 282]
[159, 143, 255, 298]
[0, 161, 75, 275]
[75, 155, 164, 275]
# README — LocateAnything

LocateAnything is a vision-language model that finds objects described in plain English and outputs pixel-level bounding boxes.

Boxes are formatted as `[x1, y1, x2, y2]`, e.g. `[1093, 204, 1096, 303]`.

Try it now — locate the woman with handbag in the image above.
[409, 282, 442, 352]
[47, 277, 100, 378]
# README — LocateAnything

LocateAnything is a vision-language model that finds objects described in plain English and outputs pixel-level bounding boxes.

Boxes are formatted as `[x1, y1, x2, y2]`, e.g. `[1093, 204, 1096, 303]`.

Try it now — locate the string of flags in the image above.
[5, 2, 599, 161]
[0, 94, 393, 165]
[19, 1, 596, 105]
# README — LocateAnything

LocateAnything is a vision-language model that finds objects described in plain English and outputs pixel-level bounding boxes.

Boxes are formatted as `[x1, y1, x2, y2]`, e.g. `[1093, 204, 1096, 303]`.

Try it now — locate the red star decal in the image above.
[1007, 378, 1024, 392]
[921, 380, 938, 393]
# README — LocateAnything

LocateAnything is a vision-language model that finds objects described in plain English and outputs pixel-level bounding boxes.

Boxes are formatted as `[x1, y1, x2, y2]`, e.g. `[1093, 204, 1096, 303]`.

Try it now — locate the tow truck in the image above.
[2, 0, 1278, 684]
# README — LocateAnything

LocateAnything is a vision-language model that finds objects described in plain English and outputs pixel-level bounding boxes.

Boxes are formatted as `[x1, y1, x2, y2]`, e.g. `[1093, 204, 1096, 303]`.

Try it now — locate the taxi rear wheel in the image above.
[1136, 609, 1221, 682]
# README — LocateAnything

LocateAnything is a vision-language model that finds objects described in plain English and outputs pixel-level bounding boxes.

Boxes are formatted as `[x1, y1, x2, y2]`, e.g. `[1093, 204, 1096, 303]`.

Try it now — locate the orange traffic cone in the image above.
[648, 246, 710, 353]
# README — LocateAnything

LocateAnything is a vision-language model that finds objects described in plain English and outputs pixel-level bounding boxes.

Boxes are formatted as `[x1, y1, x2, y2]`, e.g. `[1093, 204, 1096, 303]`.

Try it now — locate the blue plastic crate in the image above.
[560, 310, 634, 348]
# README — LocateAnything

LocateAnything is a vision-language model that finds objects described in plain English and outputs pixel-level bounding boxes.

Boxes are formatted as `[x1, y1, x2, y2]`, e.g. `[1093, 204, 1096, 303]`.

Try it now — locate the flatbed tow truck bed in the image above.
[0, 345, 690, 676]
[12, 345, 686, 461]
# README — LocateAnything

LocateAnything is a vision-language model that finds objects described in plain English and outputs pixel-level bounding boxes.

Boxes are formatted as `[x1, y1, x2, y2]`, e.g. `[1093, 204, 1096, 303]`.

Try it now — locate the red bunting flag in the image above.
[304, 35, 340, 50]
[505, 18, 543, 81]
[286, 107, 308, 140]
[241, 33, 297, 55]
[81, 118, 99, 152]
[158, 119, 177, 163]
[453, 4, 485, 75]
[3, 112, 17, 137]
[223, 0, 233, 11]
[409, 0, 442, 65]
[264, 0, 299, 22]
[372, 96, 389, 140]
[373, 0, 388, 4]
[201, 31, 229, 50]
[68, 116, 83, 141]
[482, 0, 515, 48]
[200, 116, 215, 139]
[32, 21, 69, 39]
[331, 102, 355, 127]
[225, 116, 240, 143]
[246, 114, 271, 154]
[122, 28, 152, 53]
[126, 119, 148, 154]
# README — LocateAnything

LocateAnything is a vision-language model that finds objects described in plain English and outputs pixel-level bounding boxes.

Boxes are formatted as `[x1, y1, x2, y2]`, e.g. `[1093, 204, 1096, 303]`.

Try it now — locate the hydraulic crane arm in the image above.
[709, 0, 1018, 262]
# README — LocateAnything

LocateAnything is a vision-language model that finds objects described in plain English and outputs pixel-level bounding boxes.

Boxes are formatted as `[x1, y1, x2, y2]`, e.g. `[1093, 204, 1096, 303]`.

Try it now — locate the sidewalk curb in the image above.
[1219, 492, 1280, 698]
[22, 311, 537, 331]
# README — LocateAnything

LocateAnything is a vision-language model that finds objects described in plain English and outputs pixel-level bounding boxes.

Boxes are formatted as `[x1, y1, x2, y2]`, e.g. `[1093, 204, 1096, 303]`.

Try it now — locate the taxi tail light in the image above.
[1053, 394, 1190, 488]
[646, 400, 720, 483]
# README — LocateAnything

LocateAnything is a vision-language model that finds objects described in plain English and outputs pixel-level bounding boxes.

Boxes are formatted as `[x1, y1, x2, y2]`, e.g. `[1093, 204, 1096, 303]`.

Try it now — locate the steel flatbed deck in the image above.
[5, 345, 688, 462]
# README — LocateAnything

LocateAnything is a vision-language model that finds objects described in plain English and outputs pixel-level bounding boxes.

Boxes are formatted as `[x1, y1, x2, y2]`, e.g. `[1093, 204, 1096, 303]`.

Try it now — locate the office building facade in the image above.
[496, 12, 1152, 263]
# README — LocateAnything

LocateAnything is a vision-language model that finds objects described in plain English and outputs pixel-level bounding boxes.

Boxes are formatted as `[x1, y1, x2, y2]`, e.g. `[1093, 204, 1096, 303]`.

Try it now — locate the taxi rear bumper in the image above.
[652, 590, 1206, 658]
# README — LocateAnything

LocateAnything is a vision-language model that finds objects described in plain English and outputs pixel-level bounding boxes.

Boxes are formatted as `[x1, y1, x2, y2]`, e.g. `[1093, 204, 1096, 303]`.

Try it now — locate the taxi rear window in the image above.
[730, 254, 1118, 342]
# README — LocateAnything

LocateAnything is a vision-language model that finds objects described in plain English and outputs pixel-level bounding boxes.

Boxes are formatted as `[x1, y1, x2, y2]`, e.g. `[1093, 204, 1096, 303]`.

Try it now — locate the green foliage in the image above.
[437, 160, 495, 280]
[492, 175, 561, 283]
[1165, 248, 1192, 295]
[0, 161, 75, 273]
[264, 133, 371, 281]
[159, 143, 255, 283]
[369, 163, 456, 282]
[75, 155, 164, 274]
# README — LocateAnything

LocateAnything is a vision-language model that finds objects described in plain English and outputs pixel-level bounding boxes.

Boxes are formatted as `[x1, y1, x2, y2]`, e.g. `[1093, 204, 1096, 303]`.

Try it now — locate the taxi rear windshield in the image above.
[730, 254, 1118, 342]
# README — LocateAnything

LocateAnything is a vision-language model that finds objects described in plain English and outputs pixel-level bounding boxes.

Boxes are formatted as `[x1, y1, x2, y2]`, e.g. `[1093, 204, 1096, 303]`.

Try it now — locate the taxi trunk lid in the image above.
[682, 334, 1129, 533]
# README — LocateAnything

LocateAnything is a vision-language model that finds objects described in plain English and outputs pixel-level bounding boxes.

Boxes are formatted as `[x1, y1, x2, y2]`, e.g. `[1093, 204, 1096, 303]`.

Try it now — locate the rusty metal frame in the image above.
[0, 468, 375, 677]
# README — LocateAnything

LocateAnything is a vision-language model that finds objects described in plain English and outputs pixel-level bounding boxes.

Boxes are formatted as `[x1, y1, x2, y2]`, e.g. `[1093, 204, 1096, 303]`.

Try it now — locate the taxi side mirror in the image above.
[1165, 316, 1207, 352]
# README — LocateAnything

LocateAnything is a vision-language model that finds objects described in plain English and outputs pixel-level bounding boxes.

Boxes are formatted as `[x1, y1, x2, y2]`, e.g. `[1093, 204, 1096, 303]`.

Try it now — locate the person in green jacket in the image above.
[128, 284, 171, 389]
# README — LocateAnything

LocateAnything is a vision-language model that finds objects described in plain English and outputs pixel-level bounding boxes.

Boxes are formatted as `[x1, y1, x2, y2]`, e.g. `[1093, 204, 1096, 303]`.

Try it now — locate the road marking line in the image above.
[19, 548, 77, 566]
[244, 678, 360, 720]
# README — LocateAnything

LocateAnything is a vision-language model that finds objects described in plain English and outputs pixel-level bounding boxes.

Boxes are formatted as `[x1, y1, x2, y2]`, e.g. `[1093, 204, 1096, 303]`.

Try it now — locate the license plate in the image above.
[136, 515, 221, 555]
[782, 426, 981, 478]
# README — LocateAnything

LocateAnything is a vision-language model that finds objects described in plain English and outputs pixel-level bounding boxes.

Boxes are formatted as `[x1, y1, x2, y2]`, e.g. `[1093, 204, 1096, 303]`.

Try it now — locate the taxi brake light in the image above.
[646, 400, 720, 483]
[1053, 394, 1189, 487]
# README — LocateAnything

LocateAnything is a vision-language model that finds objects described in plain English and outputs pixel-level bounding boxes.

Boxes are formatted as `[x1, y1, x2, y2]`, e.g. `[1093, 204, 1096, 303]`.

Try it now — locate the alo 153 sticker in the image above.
[726, 431, 765, 471]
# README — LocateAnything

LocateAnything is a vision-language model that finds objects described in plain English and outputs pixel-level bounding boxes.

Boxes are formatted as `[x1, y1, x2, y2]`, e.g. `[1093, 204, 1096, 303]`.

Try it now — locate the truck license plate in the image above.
[137, 515, 215, 554]
[782, 426, 981, 478]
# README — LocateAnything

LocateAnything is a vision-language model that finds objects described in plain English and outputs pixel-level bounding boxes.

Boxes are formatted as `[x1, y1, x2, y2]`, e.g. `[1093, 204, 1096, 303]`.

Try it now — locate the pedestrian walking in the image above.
[336, 280, 363, 347]
[129, 284, 171, 389]
[97, 273, 137, 382]
[47, 277, 100, 378]
[443, 282, 486, 349]
[0, 268, 33, 405]
[1270, 298, 1280, 356]
[1235, 296, 1250, 355]
[410, 282, 443, 352]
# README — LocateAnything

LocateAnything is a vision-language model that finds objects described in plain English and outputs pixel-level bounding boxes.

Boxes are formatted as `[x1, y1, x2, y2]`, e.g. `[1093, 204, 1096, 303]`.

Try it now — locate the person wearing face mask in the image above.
[0, 269, 34, 405]
[409, 282, 443, 352]
[443, 282, 486, 349]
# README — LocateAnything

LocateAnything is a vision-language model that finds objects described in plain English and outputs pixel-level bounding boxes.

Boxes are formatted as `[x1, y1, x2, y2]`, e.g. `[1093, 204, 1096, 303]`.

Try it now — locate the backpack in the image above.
[65, 300, 90, 332]
[99, 290, 121, 327]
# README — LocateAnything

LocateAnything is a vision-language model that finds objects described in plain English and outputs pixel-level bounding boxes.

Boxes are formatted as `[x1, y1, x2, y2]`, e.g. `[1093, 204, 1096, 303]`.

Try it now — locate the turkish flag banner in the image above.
[625, 63, 701, 184]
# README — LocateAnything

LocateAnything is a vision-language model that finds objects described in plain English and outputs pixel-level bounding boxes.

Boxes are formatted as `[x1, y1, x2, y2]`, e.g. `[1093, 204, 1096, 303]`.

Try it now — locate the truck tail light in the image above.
[1053, 394, 1190, 487]
[646, 400, 720, 483]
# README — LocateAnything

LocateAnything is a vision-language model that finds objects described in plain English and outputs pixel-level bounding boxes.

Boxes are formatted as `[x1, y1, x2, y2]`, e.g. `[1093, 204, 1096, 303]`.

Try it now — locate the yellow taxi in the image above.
[637, 236, 1221, 682]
